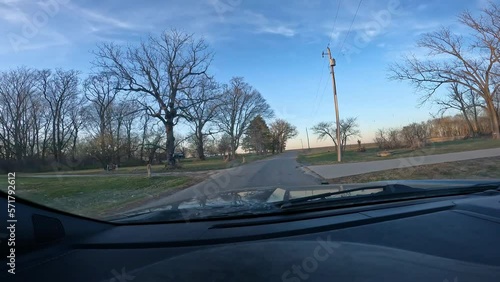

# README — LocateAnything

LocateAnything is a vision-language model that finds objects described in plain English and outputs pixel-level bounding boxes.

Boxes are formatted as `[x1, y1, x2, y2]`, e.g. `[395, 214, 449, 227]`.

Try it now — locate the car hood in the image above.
[110, 179, 500, 221]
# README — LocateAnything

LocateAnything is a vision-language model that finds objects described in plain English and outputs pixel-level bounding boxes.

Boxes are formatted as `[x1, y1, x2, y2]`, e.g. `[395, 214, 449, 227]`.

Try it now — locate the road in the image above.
[133, 151, 321, 210]
[306, 147, 500, 179]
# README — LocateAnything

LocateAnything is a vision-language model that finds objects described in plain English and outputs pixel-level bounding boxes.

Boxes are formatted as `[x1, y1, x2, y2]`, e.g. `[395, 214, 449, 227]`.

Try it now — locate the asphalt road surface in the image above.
[135, 151, 321, 210]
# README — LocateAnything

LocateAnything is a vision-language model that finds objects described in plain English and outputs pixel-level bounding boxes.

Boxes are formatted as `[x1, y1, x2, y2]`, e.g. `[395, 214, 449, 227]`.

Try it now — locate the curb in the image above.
[299, 165, 329, 184]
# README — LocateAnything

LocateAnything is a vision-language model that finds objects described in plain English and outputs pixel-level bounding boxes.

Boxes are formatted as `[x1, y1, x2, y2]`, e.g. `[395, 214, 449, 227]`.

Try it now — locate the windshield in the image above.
[1, 0, 499, 223]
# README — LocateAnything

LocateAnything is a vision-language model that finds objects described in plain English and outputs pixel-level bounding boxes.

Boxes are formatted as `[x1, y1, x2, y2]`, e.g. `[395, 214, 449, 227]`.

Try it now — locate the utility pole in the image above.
[323, 46, 341, 162]
[300, 139, 304, 150]
[306, 127, 311, 149]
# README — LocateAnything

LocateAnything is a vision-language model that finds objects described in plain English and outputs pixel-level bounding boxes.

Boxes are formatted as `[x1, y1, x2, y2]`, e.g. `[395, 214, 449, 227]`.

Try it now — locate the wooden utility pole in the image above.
[306, 127, 311, 149]
[323, 46, 341, 162]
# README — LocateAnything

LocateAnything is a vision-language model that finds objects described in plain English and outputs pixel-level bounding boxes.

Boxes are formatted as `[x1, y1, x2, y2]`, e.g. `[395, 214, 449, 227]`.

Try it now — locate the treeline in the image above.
[0, 30, 297, 172]
[374, 114, 494, 150]
[241, 116, 298, 155]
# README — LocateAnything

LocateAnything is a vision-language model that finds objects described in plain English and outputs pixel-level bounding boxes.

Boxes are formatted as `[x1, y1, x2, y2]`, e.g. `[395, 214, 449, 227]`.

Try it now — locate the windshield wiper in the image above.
[278, 182, 500, 210]
[278, 184, 421, 209]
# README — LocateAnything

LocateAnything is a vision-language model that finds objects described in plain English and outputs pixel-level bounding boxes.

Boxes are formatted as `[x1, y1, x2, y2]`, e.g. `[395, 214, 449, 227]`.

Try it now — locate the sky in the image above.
[0, 0, 491, 150]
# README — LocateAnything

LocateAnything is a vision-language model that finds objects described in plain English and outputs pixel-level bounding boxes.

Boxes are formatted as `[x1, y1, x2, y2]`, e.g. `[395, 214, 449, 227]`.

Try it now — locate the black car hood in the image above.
[110, 179, 500, 222]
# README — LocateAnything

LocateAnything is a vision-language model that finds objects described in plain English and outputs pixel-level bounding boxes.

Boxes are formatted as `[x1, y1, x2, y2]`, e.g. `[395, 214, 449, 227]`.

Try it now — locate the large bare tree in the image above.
[93, 29, 213, 166]
[83, 72, 121, 167]
[38, 69, 81, 163]
[178, 77, 221, 160]
[215, 77, 274, 160]
[0, 68, 40, 161]
[389, 2, 500, 138]
[83, 73, 142, 167]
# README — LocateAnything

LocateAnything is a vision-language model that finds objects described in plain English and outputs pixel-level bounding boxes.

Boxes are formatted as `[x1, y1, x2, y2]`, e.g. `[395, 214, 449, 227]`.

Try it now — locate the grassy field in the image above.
[328, 157, 500, 184]
[298, 138, 500, 166]
[4, 153, 274, 219]
[1, 175, 193, 219]
[30, 153, 272, 176]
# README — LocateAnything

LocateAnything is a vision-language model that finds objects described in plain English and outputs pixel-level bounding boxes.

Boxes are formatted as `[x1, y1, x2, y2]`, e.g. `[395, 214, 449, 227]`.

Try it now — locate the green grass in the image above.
[298, 138, 500, 166]
[29, 153, 274, 176]
[328, 157, 500, 184]
[0, 176, 191, 219]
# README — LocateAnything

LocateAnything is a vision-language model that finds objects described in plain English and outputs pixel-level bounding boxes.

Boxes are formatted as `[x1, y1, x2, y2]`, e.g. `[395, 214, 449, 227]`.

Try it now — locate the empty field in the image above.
[1, 175, 194, 219]
[298, 138, 500, 166]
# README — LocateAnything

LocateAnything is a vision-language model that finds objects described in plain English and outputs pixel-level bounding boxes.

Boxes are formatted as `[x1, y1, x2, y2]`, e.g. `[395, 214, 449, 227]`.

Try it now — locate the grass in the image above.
[298, 138, 500, 166]
[328, 157, 500, 184]
[4, 153, 274, 218]
[0, 176, 192, 219]
[29, 153, 273, 176]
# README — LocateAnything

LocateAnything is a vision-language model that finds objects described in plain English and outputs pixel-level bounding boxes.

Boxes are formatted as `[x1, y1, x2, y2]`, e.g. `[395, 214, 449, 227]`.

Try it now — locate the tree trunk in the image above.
[230, 139, 237, 161]
[126, 126, 132, 159]
[72, 129, 78, 161]
[197, 143, 205, 160]
[486, 100, 500, 139]
[165, 120, 176, 167]
[52, 119, 58, 162]
[196, 129, 205, 160]
[472, 105, 480, 136]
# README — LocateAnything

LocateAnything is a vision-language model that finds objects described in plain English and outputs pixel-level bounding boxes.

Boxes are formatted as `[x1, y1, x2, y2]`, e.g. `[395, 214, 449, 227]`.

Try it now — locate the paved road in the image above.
[133, 151, 321, 210]
[307, 148, 500, 179]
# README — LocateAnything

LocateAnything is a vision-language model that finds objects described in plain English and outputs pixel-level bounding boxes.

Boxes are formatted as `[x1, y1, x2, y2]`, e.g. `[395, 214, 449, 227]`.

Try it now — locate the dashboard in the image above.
[2, 189, 500, 281]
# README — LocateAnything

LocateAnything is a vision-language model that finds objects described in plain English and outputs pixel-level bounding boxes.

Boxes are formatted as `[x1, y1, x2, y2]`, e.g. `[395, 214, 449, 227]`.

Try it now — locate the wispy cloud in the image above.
[0, 28, 69, 55]
[66, 3, 136, 30]
[259, 25, 296, 37]
[240, 11, 296, 37]
[0, 1, 28, 24]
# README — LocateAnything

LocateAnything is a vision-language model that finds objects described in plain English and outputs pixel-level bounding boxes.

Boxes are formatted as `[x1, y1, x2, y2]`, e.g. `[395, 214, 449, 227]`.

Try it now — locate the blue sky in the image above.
[0, 0, 490, 149]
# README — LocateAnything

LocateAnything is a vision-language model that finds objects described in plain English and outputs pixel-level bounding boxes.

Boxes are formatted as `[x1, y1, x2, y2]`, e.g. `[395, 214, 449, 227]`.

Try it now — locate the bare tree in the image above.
[374, 128, 404, 150]
[217, 134, 231, 159]
[83, 72, 121, 168]
[93, 29, 213, 167]
[178, 77, 221, 160]
[389, 2, 500, 138]
[215, 77, 274, 160]
[0, 68, 39, 161]
[269, 119, 298, 154]
[400, 122, 429, 149]
[311, 122, 338, 150]
[38, 69, 81, 163]
[122, 105, 141, 160]
[69, 98, 87, 162]
[113, 100, 142, 164]
[339, 117, 360, 152]
[435, 83, 484, 137]
[312, 117, 360, 153]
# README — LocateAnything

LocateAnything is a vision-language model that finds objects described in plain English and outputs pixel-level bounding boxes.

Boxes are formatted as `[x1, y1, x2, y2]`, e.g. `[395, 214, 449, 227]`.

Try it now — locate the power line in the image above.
[316, 77, 329, 117]
[311, 60, 328, 115]
[312, 0, 342, 117]
[328, 0, 342, 46]
[338, 0, 363, 55]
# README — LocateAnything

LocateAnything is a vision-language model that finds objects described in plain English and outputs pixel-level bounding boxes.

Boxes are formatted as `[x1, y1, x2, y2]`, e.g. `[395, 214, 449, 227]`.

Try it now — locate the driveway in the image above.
[306, 148, 500, 179]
